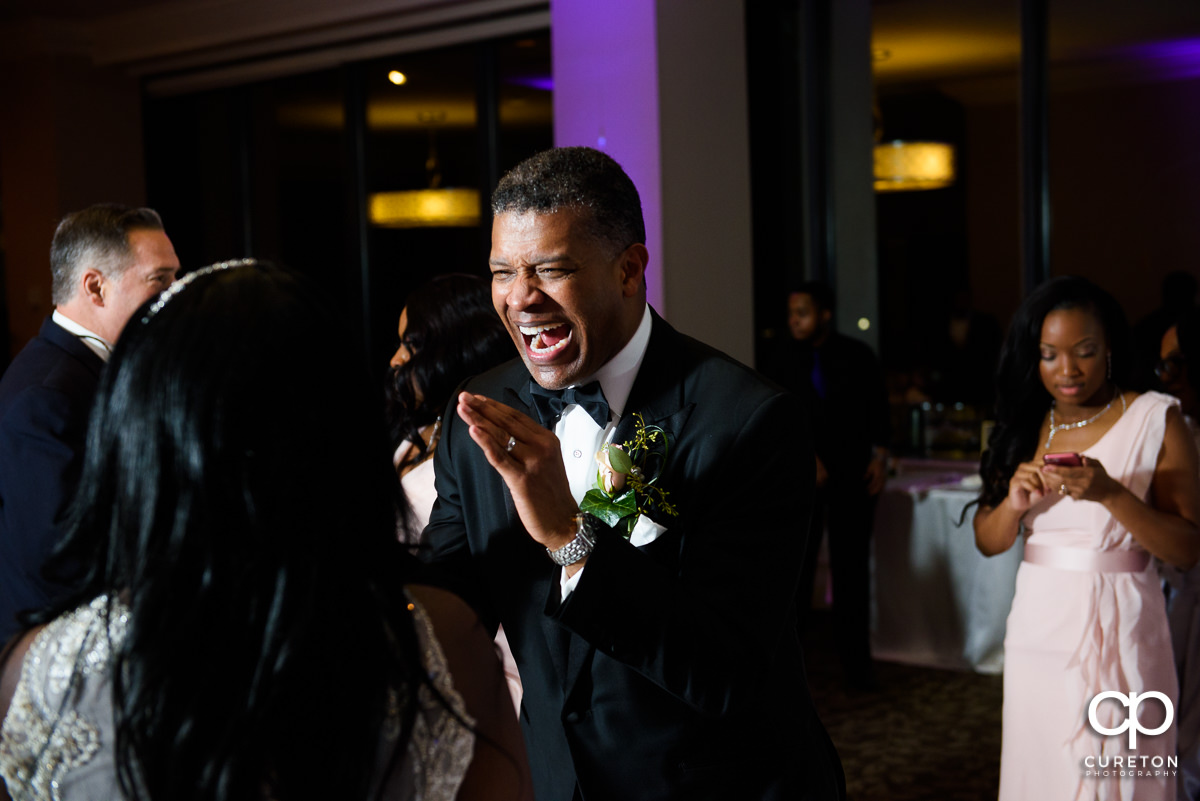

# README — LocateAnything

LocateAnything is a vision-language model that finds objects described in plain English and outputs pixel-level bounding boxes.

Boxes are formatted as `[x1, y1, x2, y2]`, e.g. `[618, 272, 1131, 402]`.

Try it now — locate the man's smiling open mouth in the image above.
[519, 323, 573, 356]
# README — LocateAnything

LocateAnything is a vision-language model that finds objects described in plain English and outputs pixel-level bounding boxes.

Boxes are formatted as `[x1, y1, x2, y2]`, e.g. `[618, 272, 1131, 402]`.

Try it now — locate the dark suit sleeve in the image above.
[0, 386, 89, 620]
[420, 400, 495, 629]
[553, 388, 813, 718]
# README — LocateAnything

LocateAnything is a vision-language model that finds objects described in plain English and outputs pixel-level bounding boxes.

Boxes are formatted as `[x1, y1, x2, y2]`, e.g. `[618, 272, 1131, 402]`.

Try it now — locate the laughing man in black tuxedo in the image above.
[422, 147, 844, 801]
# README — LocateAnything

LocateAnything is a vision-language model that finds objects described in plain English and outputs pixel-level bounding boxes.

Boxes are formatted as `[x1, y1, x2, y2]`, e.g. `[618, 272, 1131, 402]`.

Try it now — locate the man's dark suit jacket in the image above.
[423, 310, 844, 801]
[0, 317, 104, 644]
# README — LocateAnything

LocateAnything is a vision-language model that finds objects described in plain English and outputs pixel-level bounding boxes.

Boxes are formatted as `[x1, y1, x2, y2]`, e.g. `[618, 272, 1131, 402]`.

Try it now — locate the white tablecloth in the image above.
[870, 466, 1023, 674]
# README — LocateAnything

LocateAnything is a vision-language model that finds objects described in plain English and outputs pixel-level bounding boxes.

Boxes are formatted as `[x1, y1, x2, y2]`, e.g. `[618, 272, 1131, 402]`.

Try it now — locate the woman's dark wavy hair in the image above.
[385, 273, 513, 468]
[977, 275, 1132, 508]
[28, 262, 426, 801]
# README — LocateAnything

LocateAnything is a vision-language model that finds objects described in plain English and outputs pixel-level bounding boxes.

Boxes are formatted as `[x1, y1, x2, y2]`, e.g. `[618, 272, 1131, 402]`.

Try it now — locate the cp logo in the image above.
[1088, 691, 1174, 748]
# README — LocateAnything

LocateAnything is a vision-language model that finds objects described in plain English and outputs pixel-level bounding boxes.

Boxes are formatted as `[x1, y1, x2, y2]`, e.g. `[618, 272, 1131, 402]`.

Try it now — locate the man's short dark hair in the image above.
[491, 147, 646, 257]
[790, 281, 834, 314]
[50, 204, 165, 305]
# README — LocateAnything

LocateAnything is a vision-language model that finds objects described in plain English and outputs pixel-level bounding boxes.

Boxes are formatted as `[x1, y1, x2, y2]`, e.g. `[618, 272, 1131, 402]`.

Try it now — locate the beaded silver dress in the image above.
[0, 595, 474, 801]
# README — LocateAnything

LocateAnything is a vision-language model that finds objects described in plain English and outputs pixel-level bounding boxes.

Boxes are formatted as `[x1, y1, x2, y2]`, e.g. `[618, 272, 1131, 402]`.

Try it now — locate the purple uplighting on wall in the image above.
[506, 75, 554, 92]
[1116, 38, 1200, 80]
[552, 0, 664, 313]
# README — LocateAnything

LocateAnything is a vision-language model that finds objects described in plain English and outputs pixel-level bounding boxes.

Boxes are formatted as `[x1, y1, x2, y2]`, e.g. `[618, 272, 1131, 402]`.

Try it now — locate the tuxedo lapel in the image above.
[560, 311, 695, 700]
[503, 381, 537, 421]
[499, 371, 578, 687]
[612, 311, 695, 446]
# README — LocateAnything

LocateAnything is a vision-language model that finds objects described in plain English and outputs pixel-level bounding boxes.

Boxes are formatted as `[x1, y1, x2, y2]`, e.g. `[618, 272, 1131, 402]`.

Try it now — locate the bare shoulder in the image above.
[403, 585, 496, 679]
[1160, 404, 1200, 463]
[405, 585, 487, 644]
[0, 626, 44, 723]
[403, 585, 533, 801]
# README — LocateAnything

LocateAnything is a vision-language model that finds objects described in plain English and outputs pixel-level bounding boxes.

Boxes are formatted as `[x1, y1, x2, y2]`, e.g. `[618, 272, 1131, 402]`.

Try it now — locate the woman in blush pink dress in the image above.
[385, 274, 524, 712]
[385, 274, 514, 527]
[974, 277, 1200, 801]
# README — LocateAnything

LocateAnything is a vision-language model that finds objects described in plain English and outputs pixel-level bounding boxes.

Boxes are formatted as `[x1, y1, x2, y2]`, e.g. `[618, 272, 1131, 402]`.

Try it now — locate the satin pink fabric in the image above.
[1024, 542, 1151, 573]
[999, 392, 1179, 801]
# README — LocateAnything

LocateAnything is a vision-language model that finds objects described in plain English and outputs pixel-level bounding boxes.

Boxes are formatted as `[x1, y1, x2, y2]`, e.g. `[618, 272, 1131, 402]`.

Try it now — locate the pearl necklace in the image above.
[1045, 388, 1126, 449]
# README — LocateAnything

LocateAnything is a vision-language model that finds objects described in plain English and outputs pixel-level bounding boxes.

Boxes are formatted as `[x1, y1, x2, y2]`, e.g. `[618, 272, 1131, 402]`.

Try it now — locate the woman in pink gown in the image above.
[975, 277, 1200, 801]
[385, 274, 524, 712]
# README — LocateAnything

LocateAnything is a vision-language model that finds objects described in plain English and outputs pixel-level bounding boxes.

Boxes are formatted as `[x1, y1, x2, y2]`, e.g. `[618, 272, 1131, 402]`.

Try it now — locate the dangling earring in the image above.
[1107, 351, 1112, 380]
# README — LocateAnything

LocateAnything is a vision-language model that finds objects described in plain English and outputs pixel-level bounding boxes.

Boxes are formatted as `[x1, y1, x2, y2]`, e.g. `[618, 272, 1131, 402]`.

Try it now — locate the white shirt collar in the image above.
[52, 310, 112, 362]
[580, 304, 652, 420]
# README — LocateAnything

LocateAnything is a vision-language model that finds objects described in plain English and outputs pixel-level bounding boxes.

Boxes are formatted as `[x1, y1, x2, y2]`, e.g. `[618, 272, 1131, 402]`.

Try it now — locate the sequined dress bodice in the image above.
[0, 594, 474, 801]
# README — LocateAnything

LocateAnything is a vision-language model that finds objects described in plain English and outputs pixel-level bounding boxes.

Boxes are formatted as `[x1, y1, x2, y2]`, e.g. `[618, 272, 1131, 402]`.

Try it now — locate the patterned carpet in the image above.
[804, 612, 1004, 801]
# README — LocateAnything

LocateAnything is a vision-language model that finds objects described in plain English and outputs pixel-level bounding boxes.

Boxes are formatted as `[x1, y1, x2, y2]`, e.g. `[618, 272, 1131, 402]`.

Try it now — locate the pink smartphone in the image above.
[1043, 452, 1083, 467]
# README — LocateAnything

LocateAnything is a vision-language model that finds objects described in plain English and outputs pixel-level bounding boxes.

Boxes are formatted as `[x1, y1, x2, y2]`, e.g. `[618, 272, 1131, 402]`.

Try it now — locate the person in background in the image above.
[0, 261, 531, 801]
[766, 280, 890, 691]
[386, 273, 514, 533]
[1132, 270, 1198, 391]
[930, 287, 1003, 408]
[384, 273, 523, 713]
[1157, 306, 1200, 801]
[974, 275, 1199, 801]
[0, 204, 179, 644]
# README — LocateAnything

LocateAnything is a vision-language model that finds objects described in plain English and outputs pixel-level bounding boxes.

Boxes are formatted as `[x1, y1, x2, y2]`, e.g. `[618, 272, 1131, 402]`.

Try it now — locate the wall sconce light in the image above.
[368, 111, 480, 228]
[873, 140, 955, 193]
[368, 188, 480, 228]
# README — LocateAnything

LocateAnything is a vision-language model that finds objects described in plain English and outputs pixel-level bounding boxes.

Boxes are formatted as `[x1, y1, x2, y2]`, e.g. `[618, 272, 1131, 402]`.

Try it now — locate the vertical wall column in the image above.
[551, 0, 755, 364]
[826, 0, 878, 349]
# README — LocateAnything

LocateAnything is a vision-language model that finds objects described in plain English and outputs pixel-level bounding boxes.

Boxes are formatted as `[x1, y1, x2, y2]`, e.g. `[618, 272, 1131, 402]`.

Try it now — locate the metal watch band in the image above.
[546, 513, 597, 566]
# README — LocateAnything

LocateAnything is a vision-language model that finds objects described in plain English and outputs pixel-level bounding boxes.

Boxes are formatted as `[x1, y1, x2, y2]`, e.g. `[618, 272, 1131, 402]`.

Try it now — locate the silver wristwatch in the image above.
[546, 513, 597, 566]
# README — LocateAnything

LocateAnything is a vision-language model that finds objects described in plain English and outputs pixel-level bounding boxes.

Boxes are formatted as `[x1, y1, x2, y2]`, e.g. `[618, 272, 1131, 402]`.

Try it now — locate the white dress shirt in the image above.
[52, 310, 112, 362]
[557, 305, 666, 597]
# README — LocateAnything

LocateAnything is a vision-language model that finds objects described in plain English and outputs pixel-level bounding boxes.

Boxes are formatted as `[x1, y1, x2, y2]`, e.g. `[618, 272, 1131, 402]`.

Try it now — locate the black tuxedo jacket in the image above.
[0, 317, 104, 644]
[424, 311, 844, 801]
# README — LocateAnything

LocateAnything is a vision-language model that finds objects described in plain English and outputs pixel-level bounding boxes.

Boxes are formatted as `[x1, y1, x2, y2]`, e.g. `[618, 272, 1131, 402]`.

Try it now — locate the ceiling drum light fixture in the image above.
[873, 140, 955, 193]
[388, 70, 407, 85]
[369, 188, 479, 228]
[368, 111, 481, 228]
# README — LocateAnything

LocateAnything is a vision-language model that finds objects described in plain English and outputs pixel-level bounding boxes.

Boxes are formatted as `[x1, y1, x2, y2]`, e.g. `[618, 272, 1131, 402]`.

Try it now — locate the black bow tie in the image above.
[529, 380, 611, 429]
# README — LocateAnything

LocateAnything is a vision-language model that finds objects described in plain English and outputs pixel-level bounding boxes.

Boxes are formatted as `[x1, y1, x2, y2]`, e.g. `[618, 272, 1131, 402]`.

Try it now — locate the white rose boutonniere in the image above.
[581, 413, 678, 539]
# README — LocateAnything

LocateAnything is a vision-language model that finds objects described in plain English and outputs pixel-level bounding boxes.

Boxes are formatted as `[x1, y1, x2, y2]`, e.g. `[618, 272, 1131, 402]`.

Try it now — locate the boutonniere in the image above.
[581, 413, 679, 539]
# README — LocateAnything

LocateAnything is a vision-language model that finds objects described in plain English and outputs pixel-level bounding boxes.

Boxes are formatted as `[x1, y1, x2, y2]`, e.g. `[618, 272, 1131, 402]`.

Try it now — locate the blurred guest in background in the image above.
[385, 274, 513, 534]
[1158, 306, 1200, 801]
[974, 276, 1199, 801]
[0, 261, 530, 801]
[1133, 270, 1198, 392]
[766, 281, 889, 690]
[929, 287, 1003, 408]
[0, 204, 179, 644]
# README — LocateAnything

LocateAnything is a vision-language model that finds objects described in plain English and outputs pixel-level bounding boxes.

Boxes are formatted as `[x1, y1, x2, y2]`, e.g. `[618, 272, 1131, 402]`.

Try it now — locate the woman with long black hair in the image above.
[385, 274, 512, 534]
[382, 274, 522, 713]
[975, 276, 1200, 800]
[0, 261, 530, 801]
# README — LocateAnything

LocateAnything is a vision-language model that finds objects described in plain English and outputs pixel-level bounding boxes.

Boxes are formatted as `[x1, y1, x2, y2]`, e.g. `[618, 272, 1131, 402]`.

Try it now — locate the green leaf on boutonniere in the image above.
[581, 488, 637, 527]
[606, 445, 633, 474]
